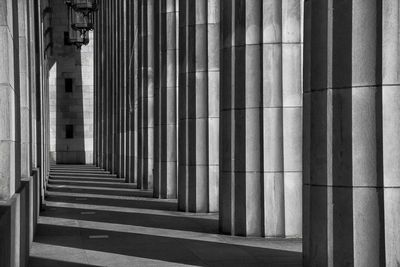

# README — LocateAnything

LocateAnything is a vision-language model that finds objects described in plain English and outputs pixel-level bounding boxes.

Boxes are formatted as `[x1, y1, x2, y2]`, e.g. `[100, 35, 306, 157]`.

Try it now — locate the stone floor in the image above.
[29, 165, 302, 267]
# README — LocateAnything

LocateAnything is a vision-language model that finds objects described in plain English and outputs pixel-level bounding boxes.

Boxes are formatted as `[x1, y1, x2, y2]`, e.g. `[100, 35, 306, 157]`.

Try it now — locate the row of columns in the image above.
[0, 0, 48, 202]
[94, 1, 400, 264]
[94, 0, 303, 237]
[0, 0, 49, 265]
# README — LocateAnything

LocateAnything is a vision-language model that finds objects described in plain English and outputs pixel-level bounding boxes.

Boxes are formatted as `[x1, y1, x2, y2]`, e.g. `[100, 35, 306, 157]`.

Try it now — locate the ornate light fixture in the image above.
[71, 0, 98, 17]
[67, 5, 90, 49]
[64, 0, 97, 49]
[70, 6, 94, 37]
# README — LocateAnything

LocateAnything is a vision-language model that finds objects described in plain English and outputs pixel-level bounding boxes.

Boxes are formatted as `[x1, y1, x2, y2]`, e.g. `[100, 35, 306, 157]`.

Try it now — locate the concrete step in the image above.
[49, 175, 125, 183]
[45, 191, 178, 211]
[46, 184, 153, 198]
[49, 172, 118, 178]
[50, 165, 105, 171]
[50, 170, 111, 175]
[48, 178, 137, 189]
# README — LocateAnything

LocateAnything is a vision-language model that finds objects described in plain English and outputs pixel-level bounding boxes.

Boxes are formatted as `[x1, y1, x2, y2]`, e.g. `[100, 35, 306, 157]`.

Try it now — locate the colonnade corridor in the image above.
[28, 165, 301, 266]
[2, 0, 400, 266]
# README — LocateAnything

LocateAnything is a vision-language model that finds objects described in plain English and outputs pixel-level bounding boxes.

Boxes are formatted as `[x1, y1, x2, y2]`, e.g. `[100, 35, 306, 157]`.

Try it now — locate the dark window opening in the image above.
[65, 78, 73, 93]
[65, 124, 74, 139]
[64, 31, 70, 45]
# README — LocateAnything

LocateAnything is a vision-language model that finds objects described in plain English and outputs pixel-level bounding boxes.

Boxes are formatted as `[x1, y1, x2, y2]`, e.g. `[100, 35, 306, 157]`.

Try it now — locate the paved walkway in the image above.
[29, 165, 302, 267]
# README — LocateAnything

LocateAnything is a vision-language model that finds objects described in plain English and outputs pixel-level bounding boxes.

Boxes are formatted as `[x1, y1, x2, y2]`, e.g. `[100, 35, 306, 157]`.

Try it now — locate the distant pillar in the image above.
[132, 0, 139, 184]
[125, 0, 133, 182]
[28, 0, 37, 170]
[96, 0, 102, 168]
[154, 0, 178, 199]
[138, 0, 154, 189]
[115, 0, 122, 176]
[106, 0, 113, 171]
[304, 0, 400, 265]
[19, 0, 31, 178]
[118, 0, 126, 178]
[219, 0, 303, 237]
[112, 0, 118, 174]
[178, 0, 220, 212]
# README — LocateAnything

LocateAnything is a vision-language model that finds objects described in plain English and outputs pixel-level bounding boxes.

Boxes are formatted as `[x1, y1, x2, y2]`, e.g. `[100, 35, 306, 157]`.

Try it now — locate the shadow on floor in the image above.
[46, 195, 178, 211]
[30, 165, 302, 266]
[29, 257, 101, 267]
[45, 194, 178, 211]
[46, 184, 153, 198]
[40, 206, 219, 234]
[34, 223, 302, 266]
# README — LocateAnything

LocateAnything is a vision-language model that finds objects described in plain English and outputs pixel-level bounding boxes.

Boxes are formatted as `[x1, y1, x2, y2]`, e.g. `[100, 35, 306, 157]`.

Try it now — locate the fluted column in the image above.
[19, 0, 31, 179]
[106, 0, 113, 171]
[132, 0, 139, 183]
[99, 0, 105, 169]
[124, 0, 135, 183]
[95, 0, 102, 167]
[220, 0, 303, 237]
[28, 0, 37, 170]
[112, 0, 118, 174]
[138, 0, 154, 189]
[115, 0, 121, 175]
[154, 0, 178, 199]
[118, 0, 126, 178]
[124, 0, 131, 181]
[0, 0, 18, 200]
[178, 0, 220, 212]
[94, 4, 98, 165]
[304, 0, 400, 265]
[137, 0, 144, 187]
[154, 0, 161, 196]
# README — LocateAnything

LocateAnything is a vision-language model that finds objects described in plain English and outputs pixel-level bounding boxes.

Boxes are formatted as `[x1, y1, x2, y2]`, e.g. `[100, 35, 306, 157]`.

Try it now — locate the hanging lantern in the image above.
[67, 5, 90, 49]
[71, 0, 98, 17]
[70, 6, 94, 36]
[68, 26, 89, 49]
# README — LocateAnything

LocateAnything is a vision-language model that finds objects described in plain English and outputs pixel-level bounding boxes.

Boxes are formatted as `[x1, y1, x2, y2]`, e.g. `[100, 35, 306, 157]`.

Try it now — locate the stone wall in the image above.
[49, 0, 94, 164]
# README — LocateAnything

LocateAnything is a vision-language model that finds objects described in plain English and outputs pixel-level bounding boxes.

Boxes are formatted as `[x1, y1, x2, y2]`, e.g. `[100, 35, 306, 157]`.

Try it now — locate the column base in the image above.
[0, 195, 20, 267]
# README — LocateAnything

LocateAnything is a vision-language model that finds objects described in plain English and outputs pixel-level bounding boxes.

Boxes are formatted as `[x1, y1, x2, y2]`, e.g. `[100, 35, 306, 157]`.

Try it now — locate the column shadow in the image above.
[34, 223, 302, 266]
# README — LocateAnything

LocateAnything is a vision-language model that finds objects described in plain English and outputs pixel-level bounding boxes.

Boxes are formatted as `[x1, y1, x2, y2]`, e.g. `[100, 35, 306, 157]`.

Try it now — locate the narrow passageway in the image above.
[28, 165, 302, 267]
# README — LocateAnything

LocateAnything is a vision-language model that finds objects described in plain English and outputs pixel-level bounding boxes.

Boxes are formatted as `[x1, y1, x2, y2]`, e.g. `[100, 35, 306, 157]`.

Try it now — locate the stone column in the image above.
[104, 0, 112, 170]
[145, 0, 154, 190]
[137, 0, 144, 187]
[0, 0, 18, 200]
[112, 0, 118, 174]
[178, 0, 220, 212]
[100, 0, 107, 169]
[154, 0, 178, 199]
[93, 7, 98, 165]
[138, 0, 154, 190]
[96, 0, 101, 167]
[131, 0, 139, 184]
[107, 0, 113, 171]
[153, 0, 161, 196]
[100, 0, 105, 167]
[28, 0, 37, 170]
[19, 0, 31, 179]
[219, 0, 303, 237]
[117, 0, 125, 177]
[94, 0, 100, 166]
[123, 0, 130, 181]
[304, 0, 400, 265]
